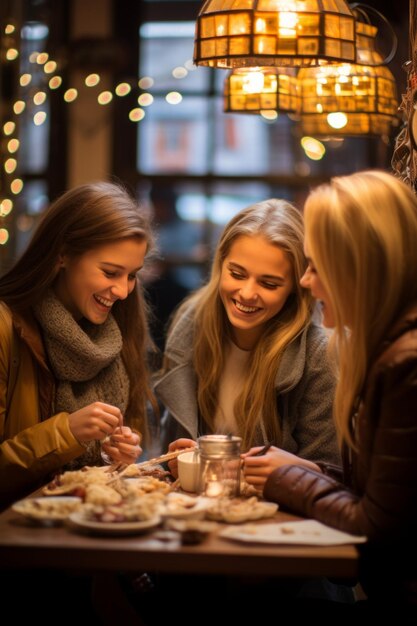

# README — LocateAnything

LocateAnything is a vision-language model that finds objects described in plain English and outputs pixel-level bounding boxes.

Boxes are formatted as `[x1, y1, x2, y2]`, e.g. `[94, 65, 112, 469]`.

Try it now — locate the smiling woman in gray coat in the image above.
[155, 199, 340, 488]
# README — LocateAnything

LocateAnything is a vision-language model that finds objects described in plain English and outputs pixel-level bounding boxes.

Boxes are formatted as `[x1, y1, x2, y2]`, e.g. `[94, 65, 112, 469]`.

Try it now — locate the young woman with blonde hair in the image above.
[156, 199, 340, 483]
[265, 171, 417, 620]
[0, 181, 156, 508]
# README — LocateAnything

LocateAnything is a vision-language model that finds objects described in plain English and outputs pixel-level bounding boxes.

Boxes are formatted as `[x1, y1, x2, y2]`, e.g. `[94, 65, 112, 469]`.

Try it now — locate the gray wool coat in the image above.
[155, 303, 340, 464]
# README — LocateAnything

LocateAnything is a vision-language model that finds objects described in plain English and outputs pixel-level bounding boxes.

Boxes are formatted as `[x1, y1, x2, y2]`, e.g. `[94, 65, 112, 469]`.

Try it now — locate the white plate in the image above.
[12, 496, 82, 523]
[219, 520, 367, 546]
[68, 512, 161, 536]
[162, 494, 212, 520]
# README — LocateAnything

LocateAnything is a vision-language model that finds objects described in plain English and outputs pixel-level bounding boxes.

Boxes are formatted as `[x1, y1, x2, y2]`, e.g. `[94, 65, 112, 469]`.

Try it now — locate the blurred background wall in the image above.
[0, 0, 411, 346]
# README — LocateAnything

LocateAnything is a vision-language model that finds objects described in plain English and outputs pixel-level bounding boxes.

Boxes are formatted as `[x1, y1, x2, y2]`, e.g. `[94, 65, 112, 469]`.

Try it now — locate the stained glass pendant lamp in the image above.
[223, 66, 300, 115]
[194, 0, 356, 69]
[299, 18, 399, 136]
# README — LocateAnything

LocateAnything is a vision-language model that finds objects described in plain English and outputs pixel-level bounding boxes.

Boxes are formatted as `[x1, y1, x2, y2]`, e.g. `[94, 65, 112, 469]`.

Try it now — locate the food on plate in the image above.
[43, 464, 173, 502]
[81, 494, 162, 523]
[165, 492, 198, 510]
[162, 492, 211, 520]
[43, 465, 111, 496]
[206, 496, 278, 523]
[12, 497, 82, 521]
[122, 464, 172, 482]
[114, 476, 172, 498]
[84, 483, 122, 505]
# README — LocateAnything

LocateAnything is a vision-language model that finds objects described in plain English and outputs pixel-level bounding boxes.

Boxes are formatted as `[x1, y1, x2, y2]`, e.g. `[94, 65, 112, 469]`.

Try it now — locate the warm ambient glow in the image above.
[172, 66, 188, 79]
[3, 121, 16, 135]
[13, 100, 25, 114]
[224, 66, 299, 114]
[301, 136, 326, 160]
[138, 76, 154, 89]
[33, 91, 47, 105]
[10, 179, 24, 195]
[43, 60, 57, 74]
[299, 21, 399, 136]
[0, 229, 10, 245]
[64, 88, 78, 102]
[138, 93, 153, 106]
[7, 139, 19, 153]
[20, 73, 32, 87]
[49, 76, 62, 89]
[97, 91, 113, 105]
[4, 158, 17, 174]
[0, 199, 13, 216]
[6, 48, 19, 61]
[115, 83, 131, 96]
[194, 0, 356, 68]
[129, 108, 145, 122]
[33, 111, 47, 125]
[166, 91, 182, 104]
[85, 73, 100, 87]
[327, 112, 348, 129]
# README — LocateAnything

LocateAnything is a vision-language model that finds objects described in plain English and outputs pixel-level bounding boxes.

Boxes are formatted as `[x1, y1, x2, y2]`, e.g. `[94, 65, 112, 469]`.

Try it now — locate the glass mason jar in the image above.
[197, 434, 242, 498]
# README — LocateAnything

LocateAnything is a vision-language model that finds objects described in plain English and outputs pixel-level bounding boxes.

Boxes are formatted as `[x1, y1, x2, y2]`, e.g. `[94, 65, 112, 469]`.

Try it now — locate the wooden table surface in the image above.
[0, 503, 359, 579]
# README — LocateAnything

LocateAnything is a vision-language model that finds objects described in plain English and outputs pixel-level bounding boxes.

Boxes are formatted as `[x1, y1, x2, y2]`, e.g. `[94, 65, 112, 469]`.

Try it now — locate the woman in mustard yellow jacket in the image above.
[0, 181, 156, 509]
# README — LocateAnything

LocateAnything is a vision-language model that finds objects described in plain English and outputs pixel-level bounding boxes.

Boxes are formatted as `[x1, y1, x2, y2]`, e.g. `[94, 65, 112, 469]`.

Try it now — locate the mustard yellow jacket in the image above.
[0, 302, 84, 509]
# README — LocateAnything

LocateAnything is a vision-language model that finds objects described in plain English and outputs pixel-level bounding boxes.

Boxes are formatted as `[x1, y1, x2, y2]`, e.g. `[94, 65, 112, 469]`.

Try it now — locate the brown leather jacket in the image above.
[264, 305, 417, 611]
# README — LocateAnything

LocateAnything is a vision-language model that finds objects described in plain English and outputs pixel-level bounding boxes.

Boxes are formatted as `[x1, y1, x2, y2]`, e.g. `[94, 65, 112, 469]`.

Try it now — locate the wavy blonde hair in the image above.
[304, 170, 417, 448]
[169, 199, 313, 449]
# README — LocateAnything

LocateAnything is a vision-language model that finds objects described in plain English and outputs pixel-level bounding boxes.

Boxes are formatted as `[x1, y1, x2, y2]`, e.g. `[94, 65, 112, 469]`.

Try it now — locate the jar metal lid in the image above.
[197, 434, 242, 457]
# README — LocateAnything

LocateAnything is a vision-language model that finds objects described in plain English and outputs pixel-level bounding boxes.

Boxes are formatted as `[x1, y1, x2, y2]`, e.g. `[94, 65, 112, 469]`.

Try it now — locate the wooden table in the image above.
[0, 504, 359, 579]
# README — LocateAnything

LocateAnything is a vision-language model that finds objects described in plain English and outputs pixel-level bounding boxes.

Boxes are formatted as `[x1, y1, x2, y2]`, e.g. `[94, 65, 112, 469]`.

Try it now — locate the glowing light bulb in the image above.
[129, 108, 145, 122]
[278, 12, 297, 37]
[85, 73, 100, 87]
[98, 91, 113, 105]
[0, 229, 9, 245]
[166, 92, 182, 105]
[242, 71, 265, 94]
[64, 89, 78, 102]
[138, 93, 153, 106]
[327, 112, 348, 129]
[115, 83, 131, 96]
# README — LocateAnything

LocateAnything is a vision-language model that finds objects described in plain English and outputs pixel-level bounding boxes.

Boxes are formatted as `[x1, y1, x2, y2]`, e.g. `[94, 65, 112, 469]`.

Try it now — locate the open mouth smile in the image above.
[94, 295, 114, 309]
[232, 299, 261, 314]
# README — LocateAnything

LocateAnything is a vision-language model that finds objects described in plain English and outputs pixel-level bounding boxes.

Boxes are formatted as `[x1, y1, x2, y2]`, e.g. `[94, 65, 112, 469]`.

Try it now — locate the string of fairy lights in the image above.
[0, 21, 195, 247]
[0, 19, 330, 248]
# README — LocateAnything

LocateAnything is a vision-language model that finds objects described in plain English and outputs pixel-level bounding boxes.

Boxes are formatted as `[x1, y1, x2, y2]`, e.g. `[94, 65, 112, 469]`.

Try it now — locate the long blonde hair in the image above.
[304, 170, 417, 448]
[0, 181, 157, 440]
[169, 199, 313, 449]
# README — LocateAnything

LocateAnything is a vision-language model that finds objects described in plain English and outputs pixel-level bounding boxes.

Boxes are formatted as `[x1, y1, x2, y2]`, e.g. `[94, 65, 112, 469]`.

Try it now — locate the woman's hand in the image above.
[167, 437, 196, 477]
[68, 401, 123, 442]
[241, 445, 321, 488]
[101, 426, 142, 464]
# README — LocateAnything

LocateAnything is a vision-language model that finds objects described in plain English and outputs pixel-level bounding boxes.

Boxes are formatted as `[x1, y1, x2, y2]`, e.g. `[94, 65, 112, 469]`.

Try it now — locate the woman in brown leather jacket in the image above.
[264, 170, 417, 622]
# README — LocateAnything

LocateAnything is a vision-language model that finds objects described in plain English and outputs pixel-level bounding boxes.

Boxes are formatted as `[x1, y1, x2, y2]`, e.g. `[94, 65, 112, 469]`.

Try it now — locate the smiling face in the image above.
[54, 237, 147, 323]
[299, 241, 335, 328]
[219, 234, 294, 350]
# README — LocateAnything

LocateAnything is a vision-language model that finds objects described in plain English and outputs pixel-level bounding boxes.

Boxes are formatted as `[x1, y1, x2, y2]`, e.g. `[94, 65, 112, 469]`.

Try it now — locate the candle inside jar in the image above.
[206, 480, 223, 497]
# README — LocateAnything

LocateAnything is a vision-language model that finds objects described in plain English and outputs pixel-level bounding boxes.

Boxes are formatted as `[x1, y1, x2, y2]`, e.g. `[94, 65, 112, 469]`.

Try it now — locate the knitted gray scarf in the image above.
[34, 289, 130, 468]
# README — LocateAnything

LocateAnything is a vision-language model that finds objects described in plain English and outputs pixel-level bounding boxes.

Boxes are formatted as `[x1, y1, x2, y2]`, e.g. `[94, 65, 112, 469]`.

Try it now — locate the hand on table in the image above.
[167, 437, 196, 477]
